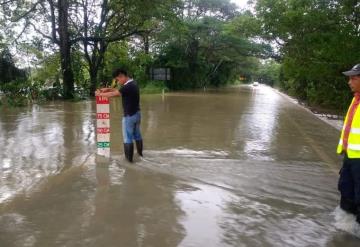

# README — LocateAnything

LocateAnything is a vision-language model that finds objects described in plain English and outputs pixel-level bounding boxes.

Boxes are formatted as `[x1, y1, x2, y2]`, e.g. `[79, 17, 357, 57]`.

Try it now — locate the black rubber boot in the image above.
[340, 197, 357, 215]
[357, 206, 360, 224]
[124, 143, 134, 162]
[135, 140, 143, 156]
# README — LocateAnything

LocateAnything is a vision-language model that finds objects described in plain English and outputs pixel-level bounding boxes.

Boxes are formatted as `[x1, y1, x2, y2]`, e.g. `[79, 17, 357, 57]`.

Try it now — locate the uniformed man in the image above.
[337, 63, 360, 222]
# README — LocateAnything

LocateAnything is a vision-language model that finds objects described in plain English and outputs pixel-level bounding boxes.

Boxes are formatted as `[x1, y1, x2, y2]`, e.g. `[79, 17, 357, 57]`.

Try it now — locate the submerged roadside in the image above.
[260, 84, 344, 131]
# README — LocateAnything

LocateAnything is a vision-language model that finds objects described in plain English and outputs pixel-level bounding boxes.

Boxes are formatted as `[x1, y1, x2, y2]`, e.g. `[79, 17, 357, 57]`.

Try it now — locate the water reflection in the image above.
[84, 159, 185, 247]
[0, 86, 357, 246]
[176, 183, 235, 247]
[234, 85, 281, 160]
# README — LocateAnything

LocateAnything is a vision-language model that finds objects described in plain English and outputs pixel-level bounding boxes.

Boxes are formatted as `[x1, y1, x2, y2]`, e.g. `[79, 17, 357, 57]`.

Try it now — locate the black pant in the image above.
[338, 155, 360, 214]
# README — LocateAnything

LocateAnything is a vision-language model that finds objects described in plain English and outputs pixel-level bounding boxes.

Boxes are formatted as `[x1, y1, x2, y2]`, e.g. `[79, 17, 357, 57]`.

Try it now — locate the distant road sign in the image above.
[150, 68, 171, 81]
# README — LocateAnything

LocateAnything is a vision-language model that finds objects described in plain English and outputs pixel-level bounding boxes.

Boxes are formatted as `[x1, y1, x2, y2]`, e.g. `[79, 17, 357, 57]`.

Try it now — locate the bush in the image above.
[141, 80, 168, 94]
[0, 80, 30, 107]
[39, 87, 62, 100]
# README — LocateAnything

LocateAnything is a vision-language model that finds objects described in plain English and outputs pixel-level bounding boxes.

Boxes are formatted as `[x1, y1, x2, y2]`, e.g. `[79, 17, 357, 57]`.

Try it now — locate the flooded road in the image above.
[0, 85, 358, 246]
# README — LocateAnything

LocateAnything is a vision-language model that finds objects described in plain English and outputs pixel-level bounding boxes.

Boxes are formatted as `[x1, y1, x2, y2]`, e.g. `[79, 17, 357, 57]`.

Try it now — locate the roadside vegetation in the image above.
[0, 0, 358, 111]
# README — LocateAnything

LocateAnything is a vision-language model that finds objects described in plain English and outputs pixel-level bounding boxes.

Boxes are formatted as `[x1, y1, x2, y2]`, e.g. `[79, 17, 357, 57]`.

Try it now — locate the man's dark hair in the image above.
[112, 68, 128, 78]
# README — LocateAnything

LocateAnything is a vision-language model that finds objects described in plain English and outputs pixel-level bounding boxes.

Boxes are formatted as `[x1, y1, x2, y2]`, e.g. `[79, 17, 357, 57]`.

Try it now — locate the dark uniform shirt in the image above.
[119, 80, 140, 116]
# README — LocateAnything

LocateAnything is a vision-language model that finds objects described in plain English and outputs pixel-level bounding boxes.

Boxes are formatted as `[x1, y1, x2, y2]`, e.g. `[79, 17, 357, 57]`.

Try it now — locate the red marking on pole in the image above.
[97, 127, 110, 134]
[96, 96, 109, 104]
[96, 113, 110, 119]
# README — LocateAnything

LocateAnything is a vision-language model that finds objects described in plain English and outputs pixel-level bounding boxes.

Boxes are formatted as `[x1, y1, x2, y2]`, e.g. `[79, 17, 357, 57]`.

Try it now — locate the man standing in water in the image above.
[95, 68, 143, 162]
[337, 63, 360, 223]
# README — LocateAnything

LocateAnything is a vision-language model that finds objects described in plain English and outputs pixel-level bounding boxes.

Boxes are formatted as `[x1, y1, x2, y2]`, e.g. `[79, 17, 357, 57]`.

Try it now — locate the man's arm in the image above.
[99, 87, 117, 93]
[95, 89, 120, 97]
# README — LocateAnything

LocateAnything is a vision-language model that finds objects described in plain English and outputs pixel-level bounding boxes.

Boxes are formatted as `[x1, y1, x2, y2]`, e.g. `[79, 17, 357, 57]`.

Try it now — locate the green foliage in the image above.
[1, 0, 275, 102]
[29, 53, 63, 100]
[72, 50, 89, 89]
[0, 80, 30, 107]
[30, 52, 89, 100]
[3, 0, 359, 112]
[255, 0, 360, 111]
[31, 53, 60, 85]
[102, 41, 155, 88]
[141, 80, 168, 94]
[102, 42, 135, 85]
[0, 47, 26, 84]
[255, 60, 281, 87]
[156, 9, 270, 90]
[0, 46, 30, 106]
[91, 1, 272, 92]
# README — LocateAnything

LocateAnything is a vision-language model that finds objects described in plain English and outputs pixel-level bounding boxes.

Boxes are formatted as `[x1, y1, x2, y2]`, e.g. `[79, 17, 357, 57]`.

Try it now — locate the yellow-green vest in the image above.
[337, 97, 360, 158]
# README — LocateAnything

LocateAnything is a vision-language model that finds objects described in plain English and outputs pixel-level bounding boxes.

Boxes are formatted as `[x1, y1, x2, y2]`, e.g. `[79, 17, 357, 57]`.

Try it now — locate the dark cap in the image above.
[343, 64, 360, 76]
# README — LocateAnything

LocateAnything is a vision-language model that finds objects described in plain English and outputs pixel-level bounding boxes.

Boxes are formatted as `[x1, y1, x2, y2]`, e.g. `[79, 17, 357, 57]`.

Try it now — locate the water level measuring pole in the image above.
[96, 96, 110, 157]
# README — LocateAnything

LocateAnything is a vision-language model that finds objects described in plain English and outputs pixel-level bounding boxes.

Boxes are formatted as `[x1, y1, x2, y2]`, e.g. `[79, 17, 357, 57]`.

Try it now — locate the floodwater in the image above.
[0, 85, 358, 246]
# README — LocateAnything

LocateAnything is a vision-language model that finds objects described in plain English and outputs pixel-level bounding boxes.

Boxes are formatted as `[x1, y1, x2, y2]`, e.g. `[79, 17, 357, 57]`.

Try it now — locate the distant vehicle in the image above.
[253, 82, 259, 87]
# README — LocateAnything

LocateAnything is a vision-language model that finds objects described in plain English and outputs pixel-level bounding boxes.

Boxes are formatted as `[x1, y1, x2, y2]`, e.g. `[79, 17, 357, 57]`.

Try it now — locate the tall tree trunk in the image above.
[58, 0, 74, 99]
[89, 65, 98, 96]
[143, 33, 150, 81]
[87, 41, 107, 96]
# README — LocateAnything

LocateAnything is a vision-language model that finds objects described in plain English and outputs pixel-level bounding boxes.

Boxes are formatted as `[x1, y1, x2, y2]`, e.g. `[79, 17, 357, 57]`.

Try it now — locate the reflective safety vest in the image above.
[337, 97, 360, 158]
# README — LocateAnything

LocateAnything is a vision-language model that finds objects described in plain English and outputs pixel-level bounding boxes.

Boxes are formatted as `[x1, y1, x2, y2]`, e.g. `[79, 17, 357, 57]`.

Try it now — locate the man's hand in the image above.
[95, 88, 120, 98]
[95, 90, 102, 96]
[99, 87, 113, 93]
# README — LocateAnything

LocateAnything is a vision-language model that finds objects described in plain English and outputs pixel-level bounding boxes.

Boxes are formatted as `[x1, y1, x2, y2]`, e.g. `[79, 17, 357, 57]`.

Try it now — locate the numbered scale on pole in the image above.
[96, 96, 110, 157]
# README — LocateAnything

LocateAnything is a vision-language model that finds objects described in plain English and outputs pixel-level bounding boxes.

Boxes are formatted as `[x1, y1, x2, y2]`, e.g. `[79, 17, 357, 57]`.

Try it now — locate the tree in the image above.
[0, 47, 26, 84]
[1, 0, 75, 98]
[155, 2, 271, 89]
[68, 0, 179, 95]
[58, 0, 75, 98]
[255, 0, 360, 109]
[255, 60, 281, 87]
[1, 0, 179, 97]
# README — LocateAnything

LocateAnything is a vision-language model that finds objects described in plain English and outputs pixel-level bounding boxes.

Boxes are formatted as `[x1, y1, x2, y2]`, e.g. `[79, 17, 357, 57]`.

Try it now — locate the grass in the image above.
[140, 80, 168, 94]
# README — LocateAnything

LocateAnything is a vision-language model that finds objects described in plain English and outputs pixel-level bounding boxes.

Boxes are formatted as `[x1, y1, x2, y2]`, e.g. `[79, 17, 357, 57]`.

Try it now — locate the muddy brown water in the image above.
[0, 85, 359, 246]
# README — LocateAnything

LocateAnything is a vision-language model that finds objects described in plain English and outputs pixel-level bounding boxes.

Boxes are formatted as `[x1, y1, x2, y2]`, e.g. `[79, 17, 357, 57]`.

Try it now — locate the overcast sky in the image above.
[231, 0, 251, 9]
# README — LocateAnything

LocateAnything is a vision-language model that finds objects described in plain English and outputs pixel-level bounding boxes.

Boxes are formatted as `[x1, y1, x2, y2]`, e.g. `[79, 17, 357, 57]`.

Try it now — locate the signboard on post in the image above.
[149, 68, 171, 81]
[96, 96, 110, 157]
